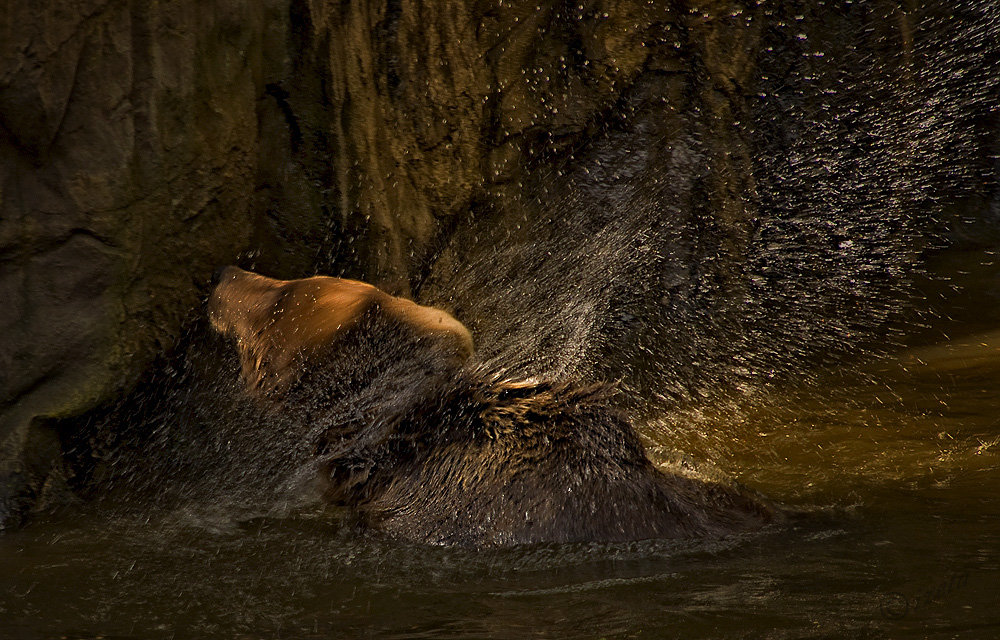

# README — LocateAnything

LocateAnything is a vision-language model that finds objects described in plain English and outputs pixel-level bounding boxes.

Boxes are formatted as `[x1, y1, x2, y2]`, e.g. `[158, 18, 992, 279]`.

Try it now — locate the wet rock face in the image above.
[1, 0, 996, 527]
[0, 0, 301, 524]
[0, 0, 707, 525]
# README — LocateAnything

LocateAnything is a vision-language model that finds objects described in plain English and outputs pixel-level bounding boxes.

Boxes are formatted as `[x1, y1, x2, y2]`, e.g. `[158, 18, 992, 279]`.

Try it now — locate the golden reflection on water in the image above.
[646, 329, 1000, 507]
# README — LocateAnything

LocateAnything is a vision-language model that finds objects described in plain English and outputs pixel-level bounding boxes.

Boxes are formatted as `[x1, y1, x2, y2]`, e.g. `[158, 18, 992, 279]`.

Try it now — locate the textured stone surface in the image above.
[1, 0, 996, 526]
[0, 0, 308, 523]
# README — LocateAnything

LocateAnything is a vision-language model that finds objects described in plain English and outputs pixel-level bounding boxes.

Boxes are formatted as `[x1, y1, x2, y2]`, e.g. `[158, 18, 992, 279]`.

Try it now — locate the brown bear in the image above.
[208, 267, 779, 547]
[208, 266, 474, 399]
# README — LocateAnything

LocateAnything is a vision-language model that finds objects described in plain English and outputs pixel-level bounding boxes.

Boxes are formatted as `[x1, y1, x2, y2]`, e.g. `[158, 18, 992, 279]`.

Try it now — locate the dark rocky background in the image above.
[1, 0, 997, 527]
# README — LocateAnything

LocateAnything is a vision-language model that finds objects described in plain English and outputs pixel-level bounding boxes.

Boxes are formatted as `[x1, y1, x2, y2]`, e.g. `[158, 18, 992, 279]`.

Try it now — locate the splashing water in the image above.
[4, 3, 1000, 639]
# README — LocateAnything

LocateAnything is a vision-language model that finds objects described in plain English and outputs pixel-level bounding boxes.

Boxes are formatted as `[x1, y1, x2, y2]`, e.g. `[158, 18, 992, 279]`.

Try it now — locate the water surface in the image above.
[2, 326, 998, 639]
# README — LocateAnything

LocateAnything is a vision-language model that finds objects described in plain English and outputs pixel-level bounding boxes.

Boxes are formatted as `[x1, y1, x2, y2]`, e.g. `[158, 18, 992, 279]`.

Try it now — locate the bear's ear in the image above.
[208, 267, 282, 338]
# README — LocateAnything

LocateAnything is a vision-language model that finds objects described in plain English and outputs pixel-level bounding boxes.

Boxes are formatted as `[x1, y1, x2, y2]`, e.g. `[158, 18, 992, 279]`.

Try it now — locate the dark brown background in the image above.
[2, 0, 997, 526]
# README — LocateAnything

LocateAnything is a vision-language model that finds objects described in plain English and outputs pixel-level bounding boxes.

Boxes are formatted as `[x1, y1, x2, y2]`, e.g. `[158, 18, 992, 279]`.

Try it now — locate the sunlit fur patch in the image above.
[208, 266, 474, 399]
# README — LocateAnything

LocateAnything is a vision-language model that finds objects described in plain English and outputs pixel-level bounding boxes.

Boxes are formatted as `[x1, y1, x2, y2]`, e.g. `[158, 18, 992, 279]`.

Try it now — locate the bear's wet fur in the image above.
[208, 266, 474, 400]
[315, 367, 779, 546]
[209, 267, 780, 547]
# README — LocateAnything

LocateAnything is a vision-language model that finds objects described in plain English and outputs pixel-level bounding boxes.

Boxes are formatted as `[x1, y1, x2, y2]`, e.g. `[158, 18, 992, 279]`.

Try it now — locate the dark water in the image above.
[3, 319, 999, 639]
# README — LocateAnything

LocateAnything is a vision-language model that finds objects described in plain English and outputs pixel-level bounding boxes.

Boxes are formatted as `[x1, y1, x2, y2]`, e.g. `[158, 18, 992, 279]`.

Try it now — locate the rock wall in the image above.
[0, 0, 313, 523]
[0, 0, 747, 525]
[1, 0, 996, 525]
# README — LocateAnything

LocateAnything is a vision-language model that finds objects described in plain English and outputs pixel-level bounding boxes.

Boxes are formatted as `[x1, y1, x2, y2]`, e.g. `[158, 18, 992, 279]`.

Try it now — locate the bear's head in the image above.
[208, 266, 474, 400]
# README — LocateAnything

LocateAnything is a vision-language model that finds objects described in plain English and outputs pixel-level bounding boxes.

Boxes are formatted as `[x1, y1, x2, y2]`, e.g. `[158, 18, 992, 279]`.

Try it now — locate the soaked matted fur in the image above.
[208, 267, 780, 547]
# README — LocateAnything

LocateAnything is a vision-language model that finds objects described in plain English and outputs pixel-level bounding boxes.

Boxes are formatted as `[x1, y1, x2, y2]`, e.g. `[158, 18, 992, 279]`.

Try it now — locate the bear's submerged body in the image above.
[209, 267, 779, 548]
